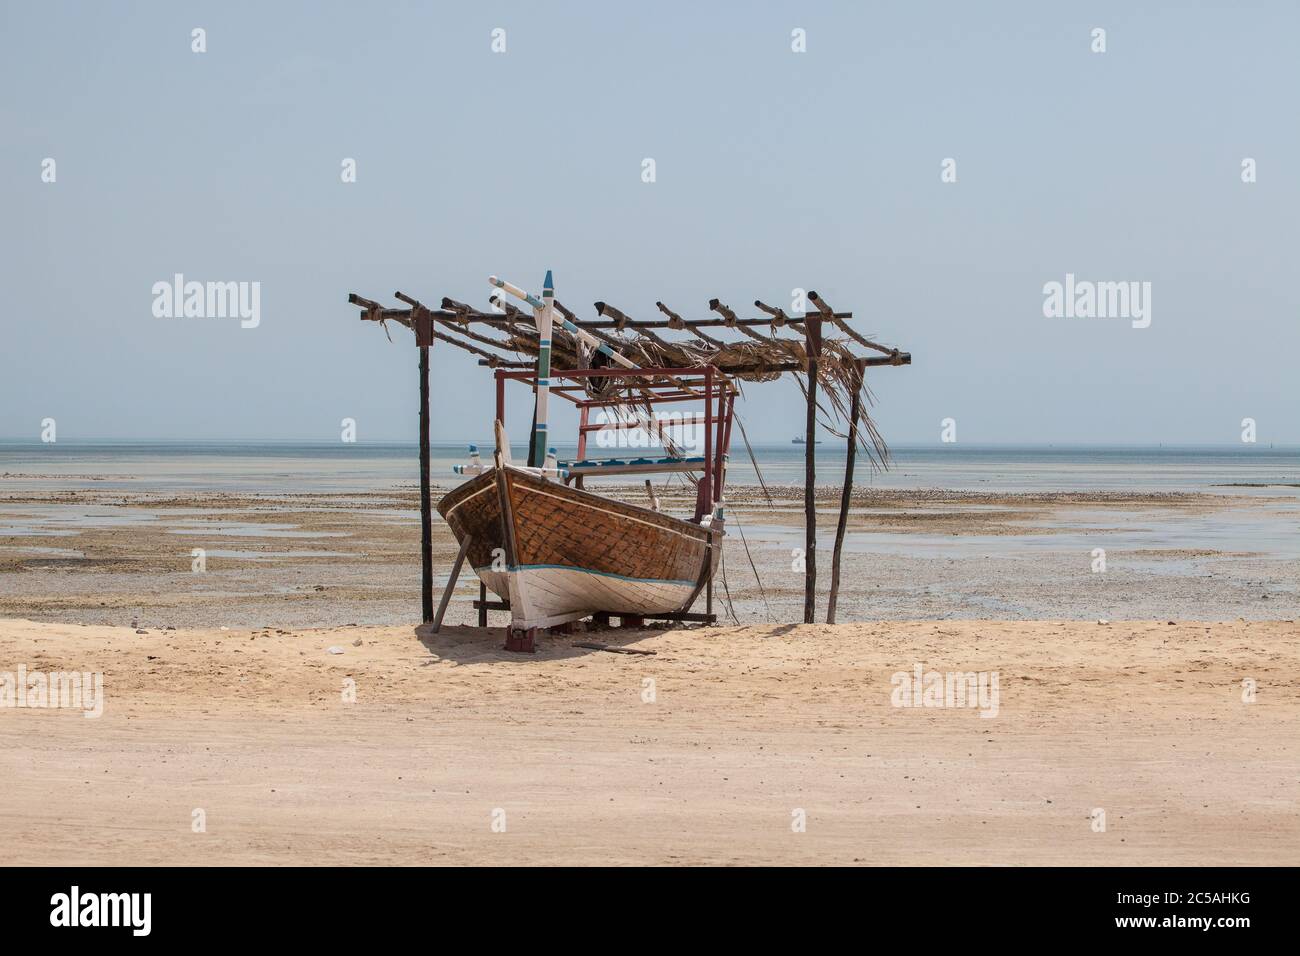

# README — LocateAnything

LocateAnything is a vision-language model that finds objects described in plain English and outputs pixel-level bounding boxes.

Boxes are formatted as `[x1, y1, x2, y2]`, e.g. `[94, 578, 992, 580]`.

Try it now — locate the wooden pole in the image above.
[803, 316, 822, 624]
[827, 366, 862, 625]
[415, 310, 435, 624]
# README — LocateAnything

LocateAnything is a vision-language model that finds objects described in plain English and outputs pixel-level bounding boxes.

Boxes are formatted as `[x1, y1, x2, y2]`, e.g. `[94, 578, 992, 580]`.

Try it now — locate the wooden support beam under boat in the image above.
[660, 610, 717, 623]
[432, 534, 472, 633]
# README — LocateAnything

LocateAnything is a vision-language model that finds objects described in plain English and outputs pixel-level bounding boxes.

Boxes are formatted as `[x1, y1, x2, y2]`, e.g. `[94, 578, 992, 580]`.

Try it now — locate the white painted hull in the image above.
[478, 566, 697, 629]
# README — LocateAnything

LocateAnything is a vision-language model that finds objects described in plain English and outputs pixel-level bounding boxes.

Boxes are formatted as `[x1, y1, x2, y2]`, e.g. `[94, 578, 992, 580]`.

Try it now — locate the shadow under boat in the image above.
[414, 621, 676, 663]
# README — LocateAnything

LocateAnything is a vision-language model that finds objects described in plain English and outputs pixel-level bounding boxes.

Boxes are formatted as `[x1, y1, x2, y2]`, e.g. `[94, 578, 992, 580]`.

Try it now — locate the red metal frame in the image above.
[576, 405, 590, 461]
[697, 366, 714, 519]
[493, 365, 735, 523]
[713, 391, 732, 505]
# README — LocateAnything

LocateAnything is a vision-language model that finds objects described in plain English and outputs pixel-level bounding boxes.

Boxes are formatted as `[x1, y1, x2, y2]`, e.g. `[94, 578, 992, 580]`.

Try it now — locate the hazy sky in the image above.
[4, 1, 1297, 445]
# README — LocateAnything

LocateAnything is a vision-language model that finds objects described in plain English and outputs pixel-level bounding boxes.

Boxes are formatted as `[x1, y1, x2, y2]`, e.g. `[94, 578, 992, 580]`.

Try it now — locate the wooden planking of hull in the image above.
[437, 465, 721, 628]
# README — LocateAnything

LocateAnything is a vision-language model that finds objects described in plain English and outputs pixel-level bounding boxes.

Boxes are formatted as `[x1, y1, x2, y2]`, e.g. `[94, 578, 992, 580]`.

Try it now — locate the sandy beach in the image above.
[3, 467, 1298, 865]
[2, 616, 1296, 866]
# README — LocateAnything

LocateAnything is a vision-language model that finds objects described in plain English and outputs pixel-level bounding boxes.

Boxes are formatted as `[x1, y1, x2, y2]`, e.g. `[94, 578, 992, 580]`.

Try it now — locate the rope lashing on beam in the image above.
[807, 290, 899, 359]
[753, 299, 789, 328]
[657, 301, 728, 348]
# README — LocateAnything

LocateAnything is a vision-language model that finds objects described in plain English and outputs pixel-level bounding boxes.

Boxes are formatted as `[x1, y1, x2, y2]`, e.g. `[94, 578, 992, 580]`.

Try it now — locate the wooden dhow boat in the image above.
[438, 461, 722, 630]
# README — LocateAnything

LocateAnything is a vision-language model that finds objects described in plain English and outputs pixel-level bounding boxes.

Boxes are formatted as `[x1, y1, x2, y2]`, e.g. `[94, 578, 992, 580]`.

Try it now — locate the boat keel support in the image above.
[505, 626, 540, 653]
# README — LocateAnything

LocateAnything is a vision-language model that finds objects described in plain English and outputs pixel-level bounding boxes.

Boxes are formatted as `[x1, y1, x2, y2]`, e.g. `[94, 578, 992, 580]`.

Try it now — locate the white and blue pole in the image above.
[488, 272, 645, 470]
[531, 270, 555, 468]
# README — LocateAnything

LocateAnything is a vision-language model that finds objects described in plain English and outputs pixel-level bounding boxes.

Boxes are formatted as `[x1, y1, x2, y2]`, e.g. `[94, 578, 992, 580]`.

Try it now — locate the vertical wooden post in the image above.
[415, 310, 435, 624]
[803, 316, 822, 624]
[827, 364, 862, 624]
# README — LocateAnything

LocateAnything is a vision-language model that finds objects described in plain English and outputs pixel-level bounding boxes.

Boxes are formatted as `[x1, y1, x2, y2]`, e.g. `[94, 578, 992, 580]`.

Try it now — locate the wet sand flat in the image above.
[2, 485, 1296, 626]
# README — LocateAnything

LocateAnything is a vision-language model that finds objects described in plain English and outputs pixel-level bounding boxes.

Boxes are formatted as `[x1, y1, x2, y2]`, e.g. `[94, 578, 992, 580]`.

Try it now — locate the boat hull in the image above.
[437, 466, 721, 628]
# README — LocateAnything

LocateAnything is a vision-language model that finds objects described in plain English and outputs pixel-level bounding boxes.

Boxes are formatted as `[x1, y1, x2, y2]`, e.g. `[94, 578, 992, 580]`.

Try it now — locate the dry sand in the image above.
[2, 616, 1297, 865]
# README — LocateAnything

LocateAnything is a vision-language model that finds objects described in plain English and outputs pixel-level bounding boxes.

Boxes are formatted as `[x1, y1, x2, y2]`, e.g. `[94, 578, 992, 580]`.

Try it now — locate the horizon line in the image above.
[1, 437, 1296, 450]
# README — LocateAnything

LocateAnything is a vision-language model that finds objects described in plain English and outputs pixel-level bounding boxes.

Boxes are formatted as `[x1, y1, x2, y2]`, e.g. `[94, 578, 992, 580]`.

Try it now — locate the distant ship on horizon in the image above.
[792, 437, 823, 445]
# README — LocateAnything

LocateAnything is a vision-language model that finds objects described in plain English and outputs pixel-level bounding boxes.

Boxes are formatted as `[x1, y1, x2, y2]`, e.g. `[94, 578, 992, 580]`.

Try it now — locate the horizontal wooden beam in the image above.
[719, 353, 912, 375]
[576, 392, 717, 407]
[495, 364, 715, 380]
[858, 352, 911, 368]
[481, 353, 910, 375]
[577, 313, 853, 329]
[350, 294, 853, 331]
